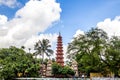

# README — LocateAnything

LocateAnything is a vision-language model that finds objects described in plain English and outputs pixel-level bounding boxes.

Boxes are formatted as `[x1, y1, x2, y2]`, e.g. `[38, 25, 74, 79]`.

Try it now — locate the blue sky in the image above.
[45, 0, 120, 44]
[0, 0, 120, 53]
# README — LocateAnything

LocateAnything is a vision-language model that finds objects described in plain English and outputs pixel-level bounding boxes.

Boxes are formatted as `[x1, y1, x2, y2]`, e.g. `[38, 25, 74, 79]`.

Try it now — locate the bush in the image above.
[52, 63, 75, 77]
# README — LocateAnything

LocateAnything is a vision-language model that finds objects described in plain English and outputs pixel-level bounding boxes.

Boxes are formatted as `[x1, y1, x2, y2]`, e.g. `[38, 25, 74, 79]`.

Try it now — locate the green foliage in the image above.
[34, 39, 53, 76]
[67, 27, 120, 77]
[52, 63, 75, 77]
[103, 36, 120, 76]
[65, 66, 75, 75]
[34, 39, 53, 59]
[0, 46, 40, 80]
[52, 62, 62, 74]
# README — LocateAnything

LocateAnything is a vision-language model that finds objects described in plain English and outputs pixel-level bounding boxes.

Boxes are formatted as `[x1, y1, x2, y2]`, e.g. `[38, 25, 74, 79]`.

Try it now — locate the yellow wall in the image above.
[90, 73, 103, 79]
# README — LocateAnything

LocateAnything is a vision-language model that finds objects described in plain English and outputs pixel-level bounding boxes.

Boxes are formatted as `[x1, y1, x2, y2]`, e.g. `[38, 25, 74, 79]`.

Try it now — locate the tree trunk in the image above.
[41, 52, 44, 77]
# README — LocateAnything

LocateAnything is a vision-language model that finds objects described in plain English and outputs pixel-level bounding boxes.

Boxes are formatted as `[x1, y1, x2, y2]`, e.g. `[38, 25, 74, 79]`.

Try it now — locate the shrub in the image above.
[52, 62, 75, 77]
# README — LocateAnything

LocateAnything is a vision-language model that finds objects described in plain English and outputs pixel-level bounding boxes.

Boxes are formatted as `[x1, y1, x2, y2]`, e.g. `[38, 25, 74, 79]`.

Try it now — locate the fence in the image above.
[15, 78, 120, 80]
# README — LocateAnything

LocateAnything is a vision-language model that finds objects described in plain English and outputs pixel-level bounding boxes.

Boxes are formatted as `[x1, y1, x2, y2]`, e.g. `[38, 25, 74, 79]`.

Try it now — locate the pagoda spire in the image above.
[56, 33, 64, 66]
[59, 32, 61, 36]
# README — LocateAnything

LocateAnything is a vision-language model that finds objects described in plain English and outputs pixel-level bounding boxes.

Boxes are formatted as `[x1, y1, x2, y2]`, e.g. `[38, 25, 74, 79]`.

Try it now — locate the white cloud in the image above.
[24, 33, 58, 52]
[73, 29, 84, 37]
[97, 16, 120, 37]
[0, 15, 8, 25]
[0, 0, 20, 8]
[0, 0, 61, 49]
[0, 15, 8, 36]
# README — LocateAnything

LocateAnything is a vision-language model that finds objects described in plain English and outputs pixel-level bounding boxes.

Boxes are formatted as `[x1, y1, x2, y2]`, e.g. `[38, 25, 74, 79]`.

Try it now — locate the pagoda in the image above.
[56, 33, 64, 66]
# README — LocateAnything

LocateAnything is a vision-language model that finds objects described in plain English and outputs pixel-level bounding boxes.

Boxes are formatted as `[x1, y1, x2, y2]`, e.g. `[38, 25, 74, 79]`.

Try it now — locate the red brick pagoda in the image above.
[56, 33, 64, 66]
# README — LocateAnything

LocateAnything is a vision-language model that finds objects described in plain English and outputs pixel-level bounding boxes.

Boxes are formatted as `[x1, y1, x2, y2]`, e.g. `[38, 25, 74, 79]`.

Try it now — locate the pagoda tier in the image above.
[56, 33, 64, 66]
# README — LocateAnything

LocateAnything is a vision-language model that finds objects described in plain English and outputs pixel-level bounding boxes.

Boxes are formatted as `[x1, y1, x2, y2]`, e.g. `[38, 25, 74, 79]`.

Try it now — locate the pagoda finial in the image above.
[59, 32, 61, 36]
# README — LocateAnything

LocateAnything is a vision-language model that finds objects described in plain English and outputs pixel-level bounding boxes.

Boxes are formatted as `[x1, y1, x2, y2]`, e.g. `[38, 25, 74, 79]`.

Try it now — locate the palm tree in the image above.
[21, 46, 25, 49]
[28, 48, 31, 53]
[34, 39, 53, 60]
[34, 39, 53, 76]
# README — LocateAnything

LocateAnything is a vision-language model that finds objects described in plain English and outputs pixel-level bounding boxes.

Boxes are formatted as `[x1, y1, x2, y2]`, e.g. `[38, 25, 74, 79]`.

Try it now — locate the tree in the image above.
[28, 48, 31, 53]
[102, 36, 120, 77]
[34, 39, 53, 60]
[67, 28, 108, 76]
[34, 39, 53, 76]
[52, 62, 75, 77]
[21, 46, 25, 49]
[52, 62, 62, 75]
[0, 46, 40, 80]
